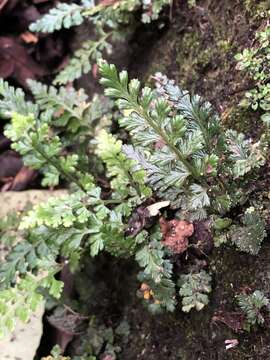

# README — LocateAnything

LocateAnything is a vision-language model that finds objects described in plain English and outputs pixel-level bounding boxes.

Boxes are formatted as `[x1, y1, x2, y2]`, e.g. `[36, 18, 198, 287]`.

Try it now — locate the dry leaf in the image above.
[212, 311, 245, 333]
[1, 166, 37, 191]
[147, 200, 170, 216]
[0, 36, 45, 87]
[160, 217, 194, 254]
[225, 339, 239, 350]
[20, 31, 38, 44]
[125, 199, 156, 236]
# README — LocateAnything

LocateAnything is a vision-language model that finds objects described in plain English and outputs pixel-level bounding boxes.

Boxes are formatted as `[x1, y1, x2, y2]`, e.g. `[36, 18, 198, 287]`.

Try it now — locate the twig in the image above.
[0, 0, 8, 11]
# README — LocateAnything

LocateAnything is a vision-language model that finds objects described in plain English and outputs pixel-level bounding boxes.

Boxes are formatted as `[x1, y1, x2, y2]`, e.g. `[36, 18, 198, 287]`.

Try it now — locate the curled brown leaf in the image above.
[160, 217, 194, 254]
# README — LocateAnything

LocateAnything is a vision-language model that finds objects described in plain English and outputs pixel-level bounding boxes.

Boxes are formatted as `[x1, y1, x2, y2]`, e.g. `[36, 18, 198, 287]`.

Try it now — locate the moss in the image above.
[244, 0, 270, 19]
[139, 0, 266, 140]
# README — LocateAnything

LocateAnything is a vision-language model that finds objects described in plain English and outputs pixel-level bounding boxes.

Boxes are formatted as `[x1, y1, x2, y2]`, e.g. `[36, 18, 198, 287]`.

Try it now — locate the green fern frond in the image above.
[0, 79, 37, 118]
[178, 270, 212, 312]
[237, 290, 269, 326]
[230, 207, 266, 255]
[96, 130, 151, 199]
[28, 79, 89, 120]
[29, 3, 86, 33]
[54, 34, 111, 85]
[0, 273, 63, 338]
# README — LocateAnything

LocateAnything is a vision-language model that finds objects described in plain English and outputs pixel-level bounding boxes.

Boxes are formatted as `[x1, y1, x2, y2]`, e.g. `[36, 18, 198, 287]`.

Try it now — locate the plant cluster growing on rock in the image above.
[0, 5, 270, 358]
[0, 55, 269, 340]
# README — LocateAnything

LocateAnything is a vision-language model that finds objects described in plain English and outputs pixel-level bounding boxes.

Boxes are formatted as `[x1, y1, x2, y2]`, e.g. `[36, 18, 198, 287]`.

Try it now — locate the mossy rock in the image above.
[128, 0, 266, 135]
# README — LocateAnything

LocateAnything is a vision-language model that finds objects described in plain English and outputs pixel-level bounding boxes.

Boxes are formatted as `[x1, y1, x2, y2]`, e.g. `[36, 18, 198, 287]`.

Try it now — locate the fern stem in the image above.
[34, 143, 87, 192]
[131, 102, 200, 180]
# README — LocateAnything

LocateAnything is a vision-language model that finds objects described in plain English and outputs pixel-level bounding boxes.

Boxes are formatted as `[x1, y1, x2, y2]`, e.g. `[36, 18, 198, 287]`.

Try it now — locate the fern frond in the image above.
[0, 272, 63, 338]
[230, 207, 266, 255]
[100, 61, 269, 219]
[178, 270, 212, 312]
[0, 79, 37, 118]
[29, 3, 86, 33]
[27, 79, 89, 123]
[237, 290, 269, 326]
[54, 34, 111, 85]
[226, 129, 267, 177]
[96, 130, 151, 199]
[99, 62, 217, 213]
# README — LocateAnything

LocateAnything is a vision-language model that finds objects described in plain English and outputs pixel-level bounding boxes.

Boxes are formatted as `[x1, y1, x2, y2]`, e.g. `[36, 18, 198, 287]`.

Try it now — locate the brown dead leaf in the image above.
[0, 150, 22, 179]
[212, 311, 245, 333]
[20, 31, 38, 44]
[92, 63, 98, 79]
[190, 220, 213, 256]
[0, 36, 45, 87]
[1, 166, 37, 191]
[160, 217, 194, 254]
[125, 199, 156, 237]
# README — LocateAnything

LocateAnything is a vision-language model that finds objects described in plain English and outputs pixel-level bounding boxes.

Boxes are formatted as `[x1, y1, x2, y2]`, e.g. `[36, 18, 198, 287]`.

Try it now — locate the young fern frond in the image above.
[4, 113, 85, 188]
[99, 62, 204, 180]
[0, 271, 63, 338]
[96, 130, 151, 200]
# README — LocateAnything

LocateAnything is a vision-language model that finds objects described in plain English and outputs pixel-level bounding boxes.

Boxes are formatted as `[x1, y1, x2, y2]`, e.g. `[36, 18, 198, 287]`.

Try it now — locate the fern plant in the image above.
[178, 271, 212, 312]
[99, 61, 268, 219]
[235, 24, 270, 123]
[236, 290, 270, 330]
[0, 61, 270, 337]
